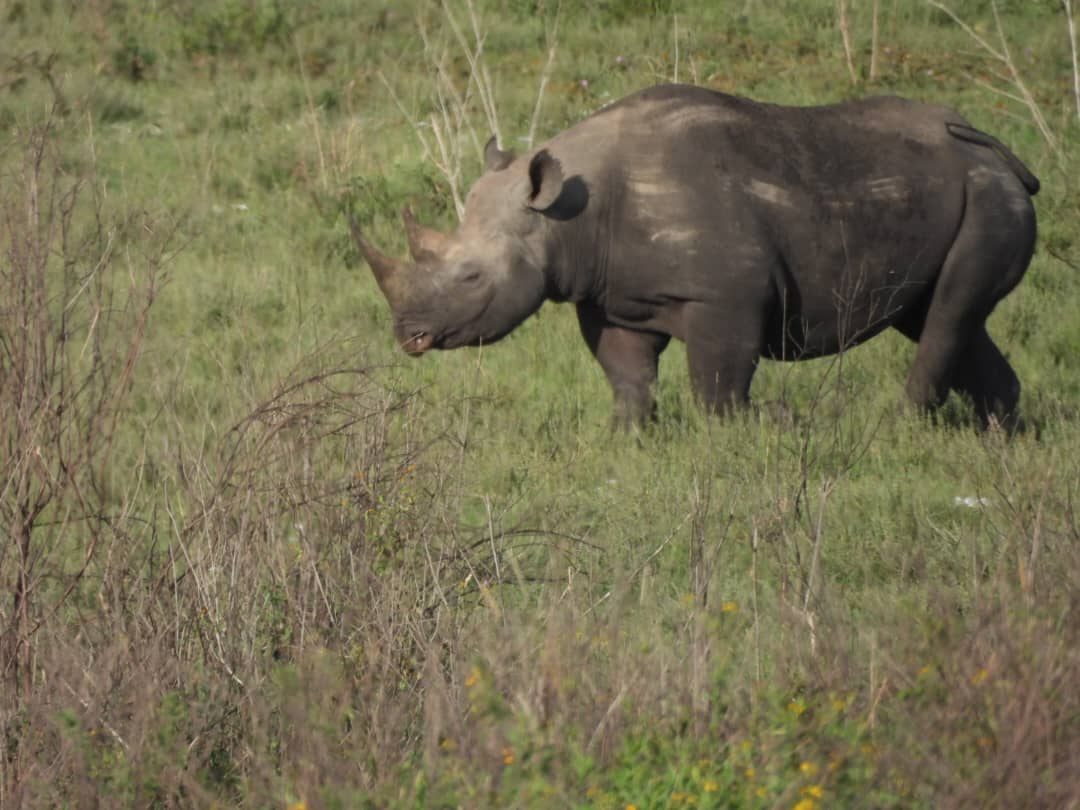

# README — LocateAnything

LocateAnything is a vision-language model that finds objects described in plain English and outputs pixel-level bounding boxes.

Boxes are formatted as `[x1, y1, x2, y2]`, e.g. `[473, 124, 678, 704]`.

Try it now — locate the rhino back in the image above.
[542, 86, 1024, 355]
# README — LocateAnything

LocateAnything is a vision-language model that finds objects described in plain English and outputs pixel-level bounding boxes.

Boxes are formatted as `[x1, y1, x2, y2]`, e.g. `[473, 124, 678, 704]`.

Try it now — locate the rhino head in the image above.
[351, 139, 570, 356]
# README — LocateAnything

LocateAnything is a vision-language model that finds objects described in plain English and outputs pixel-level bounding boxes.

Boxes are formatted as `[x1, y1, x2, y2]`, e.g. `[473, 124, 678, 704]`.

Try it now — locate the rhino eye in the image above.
[460, 269, 482, 284]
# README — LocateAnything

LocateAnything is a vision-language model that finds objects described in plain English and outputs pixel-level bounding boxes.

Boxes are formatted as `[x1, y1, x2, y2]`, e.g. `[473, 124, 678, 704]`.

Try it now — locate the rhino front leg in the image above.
[576, 302, 670, 428]
[682, 301, 765, 415]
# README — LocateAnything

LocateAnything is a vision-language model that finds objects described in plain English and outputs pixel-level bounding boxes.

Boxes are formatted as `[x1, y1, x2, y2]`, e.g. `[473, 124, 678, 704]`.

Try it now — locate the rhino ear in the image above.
[527, 150, 564, 212]
[484, 136, 515, 172]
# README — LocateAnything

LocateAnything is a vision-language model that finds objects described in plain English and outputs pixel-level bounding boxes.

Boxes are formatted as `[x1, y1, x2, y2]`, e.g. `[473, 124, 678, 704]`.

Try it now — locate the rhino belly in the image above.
[763, 232, 951, 360]
[760, 170, 963, 360]
[764, 282, 932, 360]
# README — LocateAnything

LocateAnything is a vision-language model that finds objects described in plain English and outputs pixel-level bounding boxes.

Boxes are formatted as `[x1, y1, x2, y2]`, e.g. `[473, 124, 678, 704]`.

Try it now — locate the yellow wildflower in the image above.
[755, 786, 768, 798]
[721, 601, 739, 613]
[703, 780, 719, 792]
[971, 668, 990, 685]
[501, 747, 514, 765]
[792, 800, 818, 810]
[744, 767, 755, 779]
[626, 805, 639, 810]
[787, 699, 807, 717]
[287, 803, 307, 810]
[464, 667, 480, 688]
[799, 761, 818, 776]
[801, 784, 825, 798]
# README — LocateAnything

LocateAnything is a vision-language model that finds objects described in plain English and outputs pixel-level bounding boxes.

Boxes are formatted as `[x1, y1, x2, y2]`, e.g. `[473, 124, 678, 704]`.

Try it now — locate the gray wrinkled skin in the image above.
[353, 84, 1038, 429]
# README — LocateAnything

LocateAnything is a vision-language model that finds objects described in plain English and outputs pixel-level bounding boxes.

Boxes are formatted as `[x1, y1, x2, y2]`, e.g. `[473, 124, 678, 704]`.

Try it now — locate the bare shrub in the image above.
[1068, 0, 1080, 124]
[837, 0, 882, 85]
[381, 0, 560, 222]
[3, 333, 465, 803]
[0, 106, 175, 805]
[927, 0, 1061, 157]
[159, 352, 443, 798]
[874, 596, 1080, 808]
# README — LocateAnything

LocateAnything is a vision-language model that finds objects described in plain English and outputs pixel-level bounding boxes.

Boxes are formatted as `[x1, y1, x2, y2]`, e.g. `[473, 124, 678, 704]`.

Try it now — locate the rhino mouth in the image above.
[401, 330, 434, 356]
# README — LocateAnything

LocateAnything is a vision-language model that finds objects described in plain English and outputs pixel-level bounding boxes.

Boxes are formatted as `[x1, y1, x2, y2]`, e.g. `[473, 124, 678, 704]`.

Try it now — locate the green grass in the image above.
[2, 0, 1080, 807]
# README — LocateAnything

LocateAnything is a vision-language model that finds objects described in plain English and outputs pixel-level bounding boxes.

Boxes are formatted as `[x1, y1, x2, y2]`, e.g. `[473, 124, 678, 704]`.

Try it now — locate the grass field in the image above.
[2, 1, 1080, 807]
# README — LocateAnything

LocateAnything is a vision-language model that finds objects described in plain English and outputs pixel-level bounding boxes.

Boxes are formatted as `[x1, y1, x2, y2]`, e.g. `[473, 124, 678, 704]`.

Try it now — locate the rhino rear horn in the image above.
[348, 214, 408, 306]
[484, 136, 515, 172]
[402, 206, 447, 264]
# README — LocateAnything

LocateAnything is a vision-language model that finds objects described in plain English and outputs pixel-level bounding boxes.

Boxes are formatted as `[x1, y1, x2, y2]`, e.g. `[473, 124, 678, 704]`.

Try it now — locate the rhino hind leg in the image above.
[576, 302, 670, 428]
[903, 320, 1021, 430]
[950, 327, 1021, 430]
[899, 190, 1034, 427]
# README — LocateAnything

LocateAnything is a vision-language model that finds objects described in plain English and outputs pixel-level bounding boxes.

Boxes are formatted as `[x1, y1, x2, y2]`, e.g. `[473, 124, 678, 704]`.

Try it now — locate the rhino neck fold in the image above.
[540, 206, 608, 306]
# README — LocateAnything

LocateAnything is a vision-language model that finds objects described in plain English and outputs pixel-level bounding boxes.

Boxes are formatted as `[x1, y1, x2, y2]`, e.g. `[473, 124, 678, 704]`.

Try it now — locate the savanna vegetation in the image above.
[2, 0, 1079, 807]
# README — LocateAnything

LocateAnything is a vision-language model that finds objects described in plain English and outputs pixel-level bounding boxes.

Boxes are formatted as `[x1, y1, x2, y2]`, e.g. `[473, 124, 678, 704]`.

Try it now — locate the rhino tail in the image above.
[946, 122, 1040, 196]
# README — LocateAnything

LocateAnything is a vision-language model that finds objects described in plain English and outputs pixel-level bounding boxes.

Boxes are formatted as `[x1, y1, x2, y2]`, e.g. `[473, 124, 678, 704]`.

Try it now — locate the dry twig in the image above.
[1065, 0, 1080, 124]
[838, 0, 858, 85]
[927, 0, 1060, 155]
[527, 2, 561, 148]
[381, 1, 560, 220]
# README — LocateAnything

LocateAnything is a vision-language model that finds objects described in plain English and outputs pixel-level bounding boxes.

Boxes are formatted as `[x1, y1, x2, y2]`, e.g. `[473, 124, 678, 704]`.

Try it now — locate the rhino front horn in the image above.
[348, 214, 408, 306]
[402, 206, 447, 264]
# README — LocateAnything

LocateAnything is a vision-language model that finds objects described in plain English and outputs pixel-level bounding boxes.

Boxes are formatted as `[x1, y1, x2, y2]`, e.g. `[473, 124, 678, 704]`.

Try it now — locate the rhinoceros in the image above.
[351, 84, 1038, 428]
